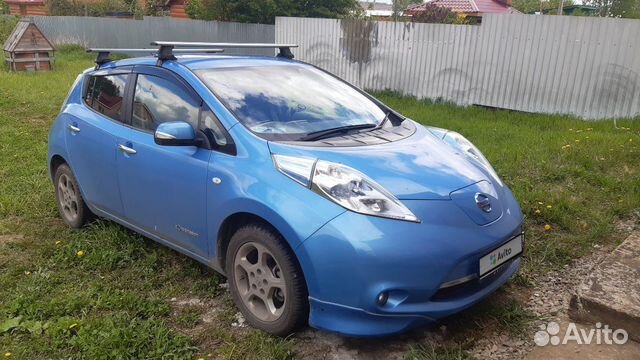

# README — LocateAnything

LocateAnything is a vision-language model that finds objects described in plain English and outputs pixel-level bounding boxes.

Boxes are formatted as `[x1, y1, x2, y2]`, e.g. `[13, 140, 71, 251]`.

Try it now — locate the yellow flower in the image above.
[4, 353, 11, 358]
[574, 139, 580, 143]
[629, 138, 633, 142]
[69, 323, 78, 330]
[537, 201, 544, 205]
[562, 144, 571, 149]
[76, 250, 85, 257]
[197, 358, 205, 360]
[546, 205, 553, 209]
[535, 209, 541, 215]
[24, 271, 31, 276]
[55, 240, 62, 245]
[544, 224, 551, 231]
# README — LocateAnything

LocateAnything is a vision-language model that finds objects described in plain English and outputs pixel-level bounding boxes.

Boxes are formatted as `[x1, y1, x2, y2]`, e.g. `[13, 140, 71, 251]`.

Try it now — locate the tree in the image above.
[585, 0, 640, 18]
[512, 0, 574, 14]
[184, 0, 360, 24]
[411, 3, 457, 23]
[392, 0, 421, 20]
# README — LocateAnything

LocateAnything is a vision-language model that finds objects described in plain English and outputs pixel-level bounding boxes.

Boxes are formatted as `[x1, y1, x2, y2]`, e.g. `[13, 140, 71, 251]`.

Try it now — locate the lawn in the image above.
[0, 44, 638, 359]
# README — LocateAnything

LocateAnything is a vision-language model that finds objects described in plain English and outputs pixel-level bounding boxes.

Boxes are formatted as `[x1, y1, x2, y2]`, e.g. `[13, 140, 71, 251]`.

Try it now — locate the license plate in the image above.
[479, 234, 523, 277]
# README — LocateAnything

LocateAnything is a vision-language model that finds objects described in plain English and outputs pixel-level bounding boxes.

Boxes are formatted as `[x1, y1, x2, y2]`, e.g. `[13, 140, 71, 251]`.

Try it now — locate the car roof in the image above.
[98, 54, 304, 71]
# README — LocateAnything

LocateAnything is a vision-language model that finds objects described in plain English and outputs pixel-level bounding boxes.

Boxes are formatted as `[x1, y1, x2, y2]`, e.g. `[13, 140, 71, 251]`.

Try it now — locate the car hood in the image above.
[268, 122, 497, 200]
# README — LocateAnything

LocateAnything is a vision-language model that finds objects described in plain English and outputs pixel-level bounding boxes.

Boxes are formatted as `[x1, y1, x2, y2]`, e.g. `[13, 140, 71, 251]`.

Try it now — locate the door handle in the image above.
[118, 144, 137, 155]
[67, 124, 80, 133]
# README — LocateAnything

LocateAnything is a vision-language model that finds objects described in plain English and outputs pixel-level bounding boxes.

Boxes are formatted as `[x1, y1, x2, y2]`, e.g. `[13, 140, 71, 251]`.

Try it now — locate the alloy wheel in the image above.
[233, 241, 287, 322]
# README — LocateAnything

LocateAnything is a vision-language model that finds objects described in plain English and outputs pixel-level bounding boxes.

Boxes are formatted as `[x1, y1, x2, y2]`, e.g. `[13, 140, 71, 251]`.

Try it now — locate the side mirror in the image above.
[154, 121, 197, 146]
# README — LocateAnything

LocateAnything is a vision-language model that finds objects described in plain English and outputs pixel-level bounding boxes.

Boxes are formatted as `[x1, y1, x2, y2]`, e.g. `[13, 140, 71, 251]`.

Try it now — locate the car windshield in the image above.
[196, 65, 386, 140]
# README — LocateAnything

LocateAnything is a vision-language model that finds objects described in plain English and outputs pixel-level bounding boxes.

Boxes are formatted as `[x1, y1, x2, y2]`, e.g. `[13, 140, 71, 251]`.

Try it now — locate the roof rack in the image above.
[87, 42, 298, 68]
[150, 41, 298, 60]
[86, 48, 225, 68]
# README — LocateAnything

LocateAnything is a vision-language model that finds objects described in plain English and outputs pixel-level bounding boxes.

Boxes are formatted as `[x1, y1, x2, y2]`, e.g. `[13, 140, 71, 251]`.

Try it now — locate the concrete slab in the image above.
[569, 231, 640, 342]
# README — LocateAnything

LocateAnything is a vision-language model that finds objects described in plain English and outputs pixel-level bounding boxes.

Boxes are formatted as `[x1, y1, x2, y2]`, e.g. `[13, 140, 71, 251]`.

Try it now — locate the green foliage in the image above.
[0, 15, 18, 44]
[47, 0, 130, 16]
[410, 3, 457, 24]
[512, 0, 575, 14]
[184, 0, 360, 24]
[392, 0, 421, 20]
[586, 0, 640, 18]
[0, 0, 9, 15]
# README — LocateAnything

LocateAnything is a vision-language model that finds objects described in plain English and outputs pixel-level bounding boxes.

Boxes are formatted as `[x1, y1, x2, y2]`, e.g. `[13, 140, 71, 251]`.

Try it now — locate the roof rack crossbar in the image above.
[87, 41, 298, 68]
[151, 41, 298, 59]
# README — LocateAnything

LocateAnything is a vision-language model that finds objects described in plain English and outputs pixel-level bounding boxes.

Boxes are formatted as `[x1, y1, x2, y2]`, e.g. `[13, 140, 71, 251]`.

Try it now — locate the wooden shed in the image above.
[3, 20, 55, 71]
[5, 0, 48, 16]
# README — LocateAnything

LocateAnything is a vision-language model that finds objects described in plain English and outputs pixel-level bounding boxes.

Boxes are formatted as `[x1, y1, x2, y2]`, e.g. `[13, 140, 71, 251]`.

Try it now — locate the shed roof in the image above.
[3, 20, 54, 52]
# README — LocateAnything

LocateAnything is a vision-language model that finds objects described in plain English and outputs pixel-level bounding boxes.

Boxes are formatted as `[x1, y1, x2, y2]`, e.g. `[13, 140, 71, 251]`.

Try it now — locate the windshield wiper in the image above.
[374, 111, 390, 130]
[300, 123, 377, 141]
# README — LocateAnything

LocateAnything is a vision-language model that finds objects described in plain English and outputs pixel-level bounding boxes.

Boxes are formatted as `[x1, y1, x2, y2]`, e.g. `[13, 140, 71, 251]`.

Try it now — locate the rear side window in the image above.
[131, 74, 201, 132]
[85, 74, 128, 122]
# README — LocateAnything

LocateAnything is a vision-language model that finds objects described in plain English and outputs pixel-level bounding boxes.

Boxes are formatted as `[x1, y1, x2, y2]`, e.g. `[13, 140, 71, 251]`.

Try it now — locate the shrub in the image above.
[411, 3, 457, 24]
[47, 0, 130, 16]
[0, 15, 18, 44]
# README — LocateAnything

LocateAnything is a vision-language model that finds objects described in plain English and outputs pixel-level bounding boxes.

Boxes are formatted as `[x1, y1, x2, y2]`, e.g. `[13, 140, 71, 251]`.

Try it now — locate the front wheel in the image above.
[226, 224, 308, 336]
[54, 164, 92, 228]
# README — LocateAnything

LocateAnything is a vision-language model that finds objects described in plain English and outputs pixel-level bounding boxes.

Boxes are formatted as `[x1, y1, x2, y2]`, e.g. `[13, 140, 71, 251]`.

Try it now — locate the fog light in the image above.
[377, 292, 389, 306]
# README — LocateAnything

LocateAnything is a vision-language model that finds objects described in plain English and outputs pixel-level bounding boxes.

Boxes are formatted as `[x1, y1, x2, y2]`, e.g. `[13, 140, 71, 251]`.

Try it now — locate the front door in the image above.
[115, 67, 210, 257]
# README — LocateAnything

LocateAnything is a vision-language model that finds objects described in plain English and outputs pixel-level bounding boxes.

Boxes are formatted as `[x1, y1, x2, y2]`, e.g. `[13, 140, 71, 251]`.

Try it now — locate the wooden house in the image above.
[3, 20, 55, 71]
[5, 0, 48, 16]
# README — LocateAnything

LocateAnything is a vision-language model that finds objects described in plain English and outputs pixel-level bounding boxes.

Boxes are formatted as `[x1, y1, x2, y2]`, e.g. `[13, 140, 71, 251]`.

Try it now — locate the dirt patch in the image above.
[0, 234, 24, 245]
[614, 212, 640, 233]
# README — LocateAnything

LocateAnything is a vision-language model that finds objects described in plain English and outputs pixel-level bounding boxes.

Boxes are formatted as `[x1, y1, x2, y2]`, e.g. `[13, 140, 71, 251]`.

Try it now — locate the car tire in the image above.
[226, 224, 308, 336]
[54, 164, 93, 228]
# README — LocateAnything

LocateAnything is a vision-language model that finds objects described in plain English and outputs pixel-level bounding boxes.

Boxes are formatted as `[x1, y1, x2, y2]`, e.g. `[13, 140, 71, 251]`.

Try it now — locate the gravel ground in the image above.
[470, 246, 611, 360]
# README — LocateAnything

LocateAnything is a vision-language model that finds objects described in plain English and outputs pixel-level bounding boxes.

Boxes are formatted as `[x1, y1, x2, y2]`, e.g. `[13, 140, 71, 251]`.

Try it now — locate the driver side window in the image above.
[131, 74, 201, 132]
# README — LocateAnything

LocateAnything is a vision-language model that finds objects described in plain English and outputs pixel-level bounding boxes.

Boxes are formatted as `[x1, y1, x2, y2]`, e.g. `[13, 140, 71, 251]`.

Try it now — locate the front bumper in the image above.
[294, 196, 523, 337]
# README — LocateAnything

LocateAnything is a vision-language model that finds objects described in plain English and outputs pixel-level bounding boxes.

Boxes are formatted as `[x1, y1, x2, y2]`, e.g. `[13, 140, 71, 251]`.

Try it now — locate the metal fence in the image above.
[276, 15, 640, 120]
[30, 16, 275, 56]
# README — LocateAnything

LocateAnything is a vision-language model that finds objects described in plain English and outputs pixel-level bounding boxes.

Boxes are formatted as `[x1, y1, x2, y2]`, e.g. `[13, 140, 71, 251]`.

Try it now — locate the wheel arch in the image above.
[216, 212, 303, 276]
[49, 154, 68, 180]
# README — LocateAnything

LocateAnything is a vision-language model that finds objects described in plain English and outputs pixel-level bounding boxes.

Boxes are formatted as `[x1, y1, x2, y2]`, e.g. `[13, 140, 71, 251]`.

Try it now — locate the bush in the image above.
[0, 15, 18, 44]
[0, 0, 9, 14]
[411, 3, 457, 24]
[47, 0, 130, 16]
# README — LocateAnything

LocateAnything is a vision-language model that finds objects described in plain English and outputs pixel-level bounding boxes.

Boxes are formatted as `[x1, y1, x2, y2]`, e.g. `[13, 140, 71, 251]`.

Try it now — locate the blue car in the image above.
[48, 42, 523, 337]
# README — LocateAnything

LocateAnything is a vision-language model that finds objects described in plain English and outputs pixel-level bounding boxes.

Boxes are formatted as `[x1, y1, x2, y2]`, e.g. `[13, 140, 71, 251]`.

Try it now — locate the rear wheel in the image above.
[226, 224, 308, 336]
[54, 164, 92, 228]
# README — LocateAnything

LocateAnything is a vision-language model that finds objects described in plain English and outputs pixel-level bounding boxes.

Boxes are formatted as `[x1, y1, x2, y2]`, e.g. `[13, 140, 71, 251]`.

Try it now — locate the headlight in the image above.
[430, 128, 503, 186]
[272, 155, 420, 223]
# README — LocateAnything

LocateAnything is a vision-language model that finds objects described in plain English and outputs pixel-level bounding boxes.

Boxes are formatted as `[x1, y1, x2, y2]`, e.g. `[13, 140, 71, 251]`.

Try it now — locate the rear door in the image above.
[114, 66, 211, 257]
[65, 69, 132, 216]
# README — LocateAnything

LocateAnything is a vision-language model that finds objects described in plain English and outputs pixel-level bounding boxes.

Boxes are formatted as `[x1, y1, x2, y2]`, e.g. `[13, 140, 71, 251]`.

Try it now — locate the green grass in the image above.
[0, 47, 638, 359]
[406, 342, 475, 360]
[0, 48, 294, 360]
